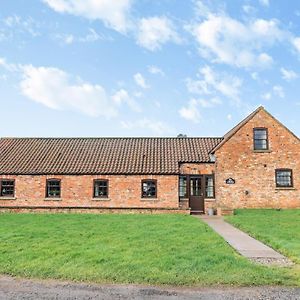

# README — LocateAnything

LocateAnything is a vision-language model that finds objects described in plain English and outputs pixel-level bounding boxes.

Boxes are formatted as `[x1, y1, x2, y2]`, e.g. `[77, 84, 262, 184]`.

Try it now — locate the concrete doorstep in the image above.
[199, 216, 293, 267]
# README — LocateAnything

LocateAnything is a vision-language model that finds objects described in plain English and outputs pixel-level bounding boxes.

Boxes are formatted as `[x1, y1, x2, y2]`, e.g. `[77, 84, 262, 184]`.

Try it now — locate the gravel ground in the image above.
[250, 257, 294, 267]
[0, 276, 299, 300]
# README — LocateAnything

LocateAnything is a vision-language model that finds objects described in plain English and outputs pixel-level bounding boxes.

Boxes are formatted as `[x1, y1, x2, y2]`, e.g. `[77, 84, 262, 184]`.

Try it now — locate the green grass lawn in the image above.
[0, 213, 297, 286]
[226, 209, 300, 264]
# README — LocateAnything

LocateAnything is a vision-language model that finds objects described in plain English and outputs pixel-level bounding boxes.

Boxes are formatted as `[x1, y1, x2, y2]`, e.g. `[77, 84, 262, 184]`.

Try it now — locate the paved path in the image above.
[0, 276, 299, 300]
[199, 216, 291, 265]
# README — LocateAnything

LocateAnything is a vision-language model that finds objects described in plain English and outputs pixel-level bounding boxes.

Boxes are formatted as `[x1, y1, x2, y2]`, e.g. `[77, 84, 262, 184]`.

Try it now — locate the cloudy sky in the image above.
[1, 0, 300, 137]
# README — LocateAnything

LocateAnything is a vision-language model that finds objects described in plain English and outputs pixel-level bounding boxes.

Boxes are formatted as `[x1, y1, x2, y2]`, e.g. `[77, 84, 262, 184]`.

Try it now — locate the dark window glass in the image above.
[254, 128, 268, 150]
[179, 176, 187, 198]
[142, 180, 157, 198]
[190, 177, 201, 196]
[0, 180, 15, 197]
[94, 180, 108, 197]
[46, 180, 61, 198]
[276, 169, 293, 187]
[205, 176, 214, 198]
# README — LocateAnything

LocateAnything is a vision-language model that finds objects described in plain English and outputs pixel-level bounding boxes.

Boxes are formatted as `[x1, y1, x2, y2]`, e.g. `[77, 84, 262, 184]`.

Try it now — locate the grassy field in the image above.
[0, 213, 298, 286]
[226, 209, 300, 264]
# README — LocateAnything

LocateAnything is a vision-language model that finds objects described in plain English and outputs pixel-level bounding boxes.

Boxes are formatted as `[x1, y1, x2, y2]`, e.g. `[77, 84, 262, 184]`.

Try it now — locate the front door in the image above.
[189, 176, 205, 213]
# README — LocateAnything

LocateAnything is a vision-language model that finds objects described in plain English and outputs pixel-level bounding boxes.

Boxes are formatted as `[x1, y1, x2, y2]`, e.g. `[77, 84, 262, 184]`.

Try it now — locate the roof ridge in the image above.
[0, 137, 224, 140]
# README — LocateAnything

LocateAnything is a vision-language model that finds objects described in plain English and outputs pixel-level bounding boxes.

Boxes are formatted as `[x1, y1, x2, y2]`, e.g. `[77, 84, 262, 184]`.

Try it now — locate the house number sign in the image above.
[225, 178, 236, 184]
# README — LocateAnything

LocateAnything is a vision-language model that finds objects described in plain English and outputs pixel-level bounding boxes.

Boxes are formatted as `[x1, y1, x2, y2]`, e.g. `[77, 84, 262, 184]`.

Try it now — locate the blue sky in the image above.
[0, 0, 300, 137]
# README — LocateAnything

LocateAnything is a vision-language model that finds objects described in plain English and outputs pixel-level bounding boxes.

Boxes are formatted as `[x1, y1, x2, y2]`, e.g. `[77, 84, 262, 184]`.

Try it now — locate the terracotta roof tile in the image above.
[0, 137, 222, 175]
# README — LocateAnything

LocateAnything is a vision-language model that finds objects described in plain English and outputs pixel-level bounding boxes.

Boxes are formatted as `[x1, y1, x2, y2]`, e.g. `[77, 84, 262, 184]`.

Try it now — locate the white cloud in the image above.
[186, 66, 242, 104]
[54, 28, 107, 44]
[43, 0, 132, 33]
[179, 96, 222, 124]
[198, 97, 222, 108]
[121, 118, 173, 135]
[148, 65, 165, 76]
[2, 15, 41, 37]
[112, 89, 141, 112]
[273, 85, 285, 98]
[281, 68, 298, 81]
[242, 5, 256, 14]
[261, 92, 272, 100]
[179, 99, 201, 123]
[227, 114, 232, 121]
[261, 86, 285, 101]
[251, 72, 259, 80]
[292, 37, 300, 54]
[20, 65, 118, 118]
[136, 16, 180, 51]
[258, 53, 273, 65]
[134, 73, 150, 89]
[188, 7, 285, 68]
[0, 57, 19, 72]
[259, 0, 270, 6]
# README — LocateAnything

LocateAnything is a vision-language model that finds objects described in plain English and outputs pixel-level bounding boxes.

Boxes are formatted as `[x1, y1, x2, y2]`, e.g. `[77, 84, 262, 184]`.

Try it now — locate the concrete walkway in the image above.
[199, 216, 291, 266]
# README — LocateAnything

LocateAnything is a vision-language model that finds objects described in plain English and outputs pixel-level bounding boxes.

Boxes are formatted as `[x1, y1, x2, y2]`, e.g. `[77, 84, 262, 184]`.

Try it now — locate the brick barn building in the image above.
[0, 106, 299, 214]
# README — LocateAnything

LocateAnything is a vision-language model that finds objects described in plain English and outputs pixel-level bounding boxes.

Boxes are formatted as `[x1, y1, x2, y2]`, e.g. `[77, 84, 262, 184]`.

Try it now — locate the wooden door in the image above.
[189, 176, 205, 213]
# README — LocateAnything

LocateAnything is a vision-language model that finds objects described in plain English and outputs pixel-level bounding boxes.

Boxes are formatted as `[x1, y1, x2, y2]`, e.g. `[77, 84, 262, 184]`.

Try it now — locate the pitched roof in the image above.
[210, 106, 300, 154]
[0, 137, 223, 175]
[210, 106, 264, 154]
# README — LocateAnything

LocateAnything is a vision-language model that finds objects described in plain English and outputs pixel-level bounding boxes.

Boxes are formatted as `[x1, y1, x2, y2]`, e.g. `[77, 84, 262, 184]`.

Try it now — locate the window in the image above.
[276, 169, 293, 188]
[94, 180, 108, 198]
[0, 180, 15, 197]
[142, 180, 157, 198]
[179, 176, 188, 198]
[205, 175, 214, 198]
[46, 179, 61, 198]
[254, 128, 268, 150]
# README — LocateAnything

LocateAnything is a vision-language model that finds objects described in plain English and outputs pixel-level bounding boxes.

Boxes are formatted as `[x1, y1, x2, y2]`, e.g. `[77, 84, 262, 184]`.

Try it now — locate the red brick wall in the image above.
[0, 174, 180, 209]
[215, 109, 300, 209]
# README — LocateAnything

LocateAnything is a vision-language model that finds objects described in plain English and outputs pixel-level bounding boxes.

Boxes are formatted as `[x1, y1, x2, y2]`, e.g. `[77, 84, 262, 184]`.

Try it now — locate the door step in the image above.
[190, 210, 204, 215]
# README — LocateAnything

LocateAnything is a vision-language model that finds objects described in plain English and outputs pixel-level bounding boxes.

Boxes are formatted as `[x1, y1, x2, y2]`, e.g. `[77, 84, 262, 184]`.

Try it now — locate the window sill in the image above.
[141, 198, 158, 201]
[205, 198, 216, 201]
[0, 197, 16, 200]
[44, 198, 62, 201]
[92, 198, 111, 201]
[275, 187, 296, 191]
[253, 150, 272, 153]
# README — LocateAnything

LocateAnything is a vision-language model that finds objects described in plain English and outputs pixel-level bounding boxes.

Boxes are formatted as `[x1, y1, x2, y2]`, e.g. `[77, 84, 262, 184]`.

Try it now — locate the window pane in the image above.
[142, 181, 156, 197]
[94, 180, 108, 197]
[254, 129, 268, 150]
[205, 176, 214, 198]
[276, 170, 292, 187]
[254, 129, 267, 139]
[190, 178, 201, 196]
[254, 140, 267, 150]
[47, 180, 61, 197]
[1, 180, 15, 197]
[179, 176, 187, 198]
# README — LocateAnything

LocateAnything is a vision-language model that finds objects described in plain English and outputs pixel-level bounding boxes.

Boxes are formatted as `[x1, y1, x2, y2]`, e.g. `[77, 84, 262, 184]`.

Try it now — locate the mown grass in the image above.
[226, 209, 300, 264]
[0, 213, 297, 286]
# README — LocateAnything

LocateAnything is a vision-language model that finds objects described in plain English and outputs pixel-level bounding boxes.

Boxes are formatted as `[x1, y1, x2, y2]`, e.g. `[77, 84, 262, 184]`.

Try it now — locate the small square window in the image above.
[254, 128, 268, 150]
[276, 169, 293, 188]
[0, 180, 15, 197]
[46, 179, 61, 198]
[94, 180, 108, 198]
[142, 180, 157, 198]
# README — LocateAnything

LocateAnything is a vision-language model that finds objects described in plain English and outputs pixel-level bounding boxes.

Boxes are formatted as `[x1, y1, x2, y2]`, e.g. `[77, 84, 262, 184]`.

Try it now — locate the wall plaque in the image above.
[225, 178, 235, 184]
